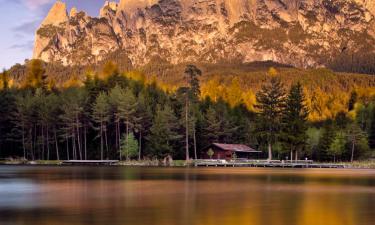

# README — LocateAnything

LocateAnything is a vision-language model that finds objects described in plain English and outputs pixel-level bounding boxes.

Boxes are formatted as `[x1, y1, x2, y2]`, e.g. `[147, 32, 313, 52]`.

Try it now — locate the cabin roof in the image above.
[211, 143, 261, 153]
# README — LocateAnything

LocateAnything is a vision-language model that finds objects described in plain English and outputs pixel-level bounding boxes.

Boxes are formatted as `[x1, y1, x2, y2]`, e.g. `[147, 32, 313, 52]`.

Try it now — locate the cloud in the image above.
[9, 40, 34, 51]
[12, 20, 40, 35]
[23, 0, 53, 10]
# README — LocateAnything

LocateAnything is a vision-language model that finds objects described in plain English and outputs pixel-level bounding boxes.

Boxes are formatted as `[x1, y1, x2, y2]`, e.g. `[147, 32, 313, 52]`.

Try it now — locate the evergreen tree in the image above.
[183, 65, 202, 161]
[147, 105, 181, 159]
[135, 91, 153, 160]
[329, 131, 346, 162]
[346, 123, 367, 162]
[317, 123, 335, 161]
[255, 77, 286, 160]
[60, 88, 86, 160]
[203, 106, 223, 145]
[369, 112, 375, 149]
[120, 132, 138, 160]
[92, 92, 110, 160]
[306, 127, 322, 159]
[119, 88, 139, 158]
[0, 85, 15, 157]
[281, 82, 309, 160]
[13, 91, 36, 160]
[108, 85, 125, 158]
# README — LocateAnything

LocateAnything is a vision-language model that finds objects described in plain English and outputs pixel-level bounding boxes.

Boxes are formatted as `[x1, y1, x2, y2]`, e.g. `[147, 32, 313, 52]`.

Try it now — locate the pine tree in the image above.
[13, 91, 36, 160]
[317, 123, 335, 161]
[60, 88, 86, 160]
[147, 105, 181, 159]
[255, 77, 286, 160]
[369, 112, 375, 149]
[329, 131, 346, 162]
[119, 88, 139, 159]
[92, 92, 110, 160]
[108, 85, 125, 158]
[0, 81, 15, 157]
[120, 132, 138, 160]
[346, 123, 367, 162]
[306, 127, 322, 159]
[281, 82, 309, 160]
[135, 91, 153, 160]
[203, 106, 223, 144]
[183, 65, 202, 161]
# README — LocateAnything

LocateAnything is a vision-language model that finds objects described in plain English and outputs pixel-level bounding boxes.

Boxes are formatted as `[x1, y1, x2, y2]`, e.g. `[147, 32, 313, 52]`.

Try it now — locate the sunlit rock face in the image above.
[33, 0, 375, 68]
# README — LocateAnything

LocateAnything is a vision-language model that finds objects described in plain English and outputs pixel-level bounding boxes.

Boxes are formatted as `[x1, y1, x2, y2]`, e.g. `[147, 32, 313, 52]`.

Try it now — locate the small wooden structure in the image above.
[201, 143, 261, 160]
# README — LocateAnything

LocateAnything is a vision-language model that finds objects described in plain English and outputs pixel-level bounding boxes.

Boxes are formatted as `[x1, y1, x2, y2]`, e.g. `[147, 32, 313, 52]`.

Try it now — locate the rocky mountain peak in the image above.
[100, 1, 118, 17]
[70, 7, 78, 17]
[41, 0, 68, 26]
[118, 0, 158, 14]
[33, 0, 375, 68]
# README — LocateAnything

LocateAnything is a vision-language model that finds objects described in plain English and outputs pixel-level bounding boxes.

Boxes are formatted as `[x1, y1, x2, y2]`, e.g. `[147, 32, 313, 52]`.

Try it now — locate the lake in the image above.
[0, 166, 374, 225]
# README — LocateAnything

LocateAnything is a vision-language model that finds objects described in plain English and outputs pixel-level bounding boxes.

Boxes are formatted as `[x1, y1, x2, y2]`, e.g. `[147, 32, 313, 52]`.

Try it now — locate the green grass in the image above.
[343, 161, 375, 169]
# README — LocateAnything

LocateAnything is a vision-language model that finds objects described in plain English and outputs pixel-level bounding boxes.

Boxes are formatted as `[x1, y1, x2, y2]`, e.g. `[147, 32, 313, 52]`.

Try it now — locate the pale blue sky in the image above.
[0, 0, 110, 69]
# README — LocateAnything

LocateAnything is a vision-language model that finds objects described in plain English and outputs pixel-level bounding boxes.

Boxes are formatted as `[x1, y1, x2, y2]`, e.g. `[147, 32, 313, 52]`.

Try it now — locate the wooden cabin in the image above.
[201, 143, 261, 160]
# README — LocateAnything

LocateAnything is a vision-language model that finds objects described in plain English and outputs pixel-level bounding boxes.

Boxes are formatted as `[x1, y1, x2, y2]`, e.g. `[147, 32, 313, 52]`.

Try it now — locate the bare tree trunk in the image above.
[268, 143, 272, 161]
[84, 125, 87, 160]
[126, 121, 129, 160]
[193, 126, 197, 160]
[295, 150, 298, 161]
[72, 135, 76, 160]
[104, 126, 109, 160]
[22, 125, 26, 160]
[66, 136, 69, 160]
[46, 126, 50, 160]
[117, 121, 121, 160]
[41, 125, 45, 160]
[30, 128, 34, 160]
[76, 118, 82, 160]
[54, 128, 59, 160]
[290, 150, 293, 163]
[351, 142, 355, 163]
[100, 122, 103, 160]
[138, 130, 142, 161]
[185, 99, 189, 162]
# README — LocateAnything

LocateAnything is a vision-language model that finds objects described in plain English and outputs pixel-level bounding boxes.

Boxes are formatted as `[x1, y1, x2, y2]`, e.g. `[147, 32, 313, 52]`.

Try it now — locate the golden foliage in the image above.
[101, 61, 119, 79]
[62, 74, 83, 88]
[268, 67, 278, 77]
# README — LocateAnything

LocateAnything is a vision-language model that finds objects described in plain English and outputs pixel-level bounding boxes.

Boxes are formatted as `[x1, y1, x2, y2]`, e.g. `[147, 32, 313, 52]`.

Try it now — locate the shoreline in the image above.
[1, 160, 374, 169]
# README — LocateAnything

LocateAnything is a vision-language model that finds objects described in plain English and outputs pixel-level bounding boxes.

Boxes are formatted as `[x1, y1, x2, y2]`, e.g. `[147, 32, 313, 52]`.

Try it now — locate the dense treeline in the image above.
[328, 51, 375, 75]
[0, 61, 374, 162]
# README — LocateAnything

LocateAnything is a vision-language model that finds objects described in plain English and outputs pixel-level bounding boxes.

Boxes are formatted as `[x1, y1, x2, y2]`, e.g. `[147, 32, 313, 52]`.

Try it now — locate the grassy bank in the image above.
[340, 161, 375, 169]
[1, 159, 374, 169]
[0, 159, 190, 167]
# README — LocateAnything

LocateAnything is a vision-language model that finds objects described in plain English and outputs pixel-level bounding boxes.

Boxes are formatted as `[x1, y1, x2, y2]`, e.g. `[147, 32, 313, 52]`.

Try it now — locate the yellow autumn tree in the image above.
[224, 77, 244, 107]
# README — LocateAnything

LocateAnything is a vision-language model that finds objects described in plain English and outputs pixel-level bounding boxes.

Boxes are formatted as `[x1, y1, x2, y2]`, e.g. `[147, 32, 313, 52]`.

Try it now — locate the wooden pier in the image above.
[62, 160, 119, 165]
[194, 160, 346, 168]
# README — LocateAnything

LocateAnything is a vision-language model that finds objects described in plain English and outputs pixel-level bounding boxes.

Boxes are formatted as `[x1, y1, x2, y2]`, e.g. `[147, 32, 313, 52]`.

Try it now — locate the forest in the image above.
[0, 59, 374, 162]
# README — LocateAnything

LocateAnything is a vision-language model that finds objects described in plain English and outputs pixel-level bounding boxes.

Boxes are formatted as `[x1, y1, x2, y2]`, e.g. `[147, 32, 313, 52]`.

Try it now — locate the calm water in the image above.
[0, 166, 374, 225]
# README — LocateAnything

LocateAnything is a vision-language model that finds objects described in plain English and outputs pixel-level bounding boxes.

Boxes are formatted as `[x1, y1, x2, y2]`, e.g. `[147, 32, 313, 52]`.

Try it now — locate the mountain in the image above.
[33, 0, 375, 68]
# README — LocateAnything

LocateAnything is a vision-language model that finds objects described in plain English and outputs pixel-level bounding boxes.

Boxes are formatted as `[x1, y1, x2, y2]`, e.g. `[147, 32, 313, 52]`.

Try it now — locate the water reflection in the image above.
[0, 166, 374, 225]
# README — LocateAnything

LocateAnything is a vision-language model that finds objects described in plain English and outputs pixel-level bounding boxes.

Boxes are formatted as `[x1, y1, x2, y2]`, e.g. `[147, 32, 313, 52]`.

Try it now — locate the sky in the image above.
[0, 0, 111, 69]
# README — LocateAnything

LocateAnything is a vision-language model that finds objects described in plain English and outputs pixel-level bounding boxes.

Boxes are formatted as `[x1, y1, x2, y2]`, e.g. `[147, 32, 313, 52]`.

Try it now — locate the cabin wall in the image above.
[201, 147, 233, 160]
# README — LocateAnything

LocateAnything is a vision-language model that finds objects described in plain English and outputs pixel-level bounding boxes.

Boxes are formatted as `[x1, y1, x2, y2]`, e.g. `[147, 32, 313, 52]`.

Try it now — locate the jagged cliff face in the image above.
[33, 0, 375, 68]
